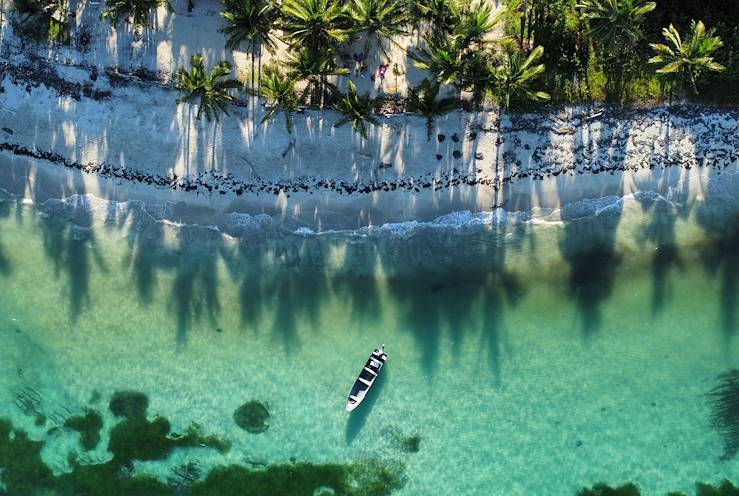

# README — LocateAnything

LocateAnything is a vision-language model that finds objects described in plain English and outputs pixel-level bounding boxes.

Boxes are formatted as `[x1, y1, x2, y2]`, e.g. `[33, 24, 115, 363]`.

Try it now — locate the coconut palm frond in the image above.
[219, 0, 279, 52]
[284, 48, 349, 107]
[576, 0, 655, 51]
[492, 45, 550, 110]
[332, 80, 381, 139]
[259, 65, 300, 133]
[453, 0, 501, 51]
[278, 0, 350, 52]
[406, 79, 458, 140]
[348, 0, 408, 56]
[648, 19, 725, 95]
[409, 34, 463, 86]
[101, 0, 172, 29]
[175, 54, 240, 122]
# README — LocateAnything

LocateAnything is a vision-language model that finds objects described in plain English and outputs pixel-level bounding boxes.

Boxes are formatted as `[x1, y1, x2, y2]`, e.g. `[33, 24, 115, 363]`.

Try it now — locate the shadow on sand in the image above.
[345, 367, 389, 445]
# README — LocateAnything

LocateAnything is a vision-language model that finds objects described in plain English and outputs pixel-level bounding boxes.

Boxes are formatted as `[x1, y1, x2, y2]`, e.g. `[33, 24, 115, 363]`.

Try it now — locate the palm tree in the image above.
[407, 0, 459, 40]
[648, 20, 725, 96]
[101, 0, 173, 29]
[220, 0, 279, 93]
[458, 48, 494, 108]
[259, 65, 300, 133]
[410, 33, 464, 85]
[175, 54, 241, 169]
[13, 0, 69, 43]
[175, 54, 241, 122]
[576, 0, 655, 51]
[577, 0, 655, 100]
[453, 0, 500, 52]
[406, 79, 458, 140]
[284, 48, 350, 107]
[332, 80, 381, 139]
[347, 0, 408, 57]
[492, 45, 550, 110]
[278, 0, 350, 53]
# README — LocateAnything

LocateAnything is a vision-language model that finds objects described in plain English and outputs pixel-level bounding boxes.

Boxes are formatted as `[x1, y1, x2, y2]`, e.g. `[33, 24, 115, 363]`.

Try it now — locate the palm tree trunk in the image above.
[257, 42, 263, 98]
[519, 0, 528, 49]
[251, 44, 256, 95]
[212, 120, 218, 170]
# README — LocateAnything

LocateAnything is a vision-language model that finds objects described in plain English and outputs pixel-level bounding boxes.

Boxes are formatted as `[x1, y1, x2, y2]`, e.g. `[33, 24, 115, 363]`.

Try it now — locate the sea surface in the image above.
[0, 161, 738, 495]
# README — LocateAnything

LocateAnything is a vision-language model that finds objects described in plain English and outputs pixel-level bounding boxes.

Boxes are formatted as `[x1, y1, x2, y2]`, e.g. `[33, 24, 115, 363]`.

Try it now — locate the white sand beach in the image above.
[0, 0, 737, 231]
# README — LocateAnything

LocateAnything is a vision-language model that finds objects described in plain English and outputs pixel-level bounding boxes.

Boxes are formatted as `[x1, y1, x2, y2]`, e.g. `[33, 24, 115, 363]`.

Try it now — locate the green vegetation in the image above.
[219, 0, 279, 92]
[492, 44, 550, 109]
[11, 0, 69, 44]
[109, 390, 149, 419]
[332, 80, 382, 139]
[14, 0, 736, 134]
[258, 64, 301, 133]
[0, 409, 406, 496]
[278, 0, 351, 52]
[106, 390, 230, 463]
[696, 480, 739, 496]
[648, 20, 725, 97]
[175, 54, 241, 122]
[578, 482, 640, 496]
[233, 400, 270, 433]
[405, 79, 457, 140]
[189, 461, 406, 496]
[348, 0, 409, 56]
[100, 0, 173, 29]
[285, 48, 350, 107]
[64, 409, 104, 450]
[577, 481, 739, 496]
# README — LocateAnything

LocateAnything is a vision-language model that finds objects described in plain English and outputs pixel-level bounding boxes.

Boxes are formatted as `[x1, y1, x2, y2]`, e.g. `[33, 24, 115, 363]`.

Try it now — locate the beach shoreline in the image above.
[1, 52, 738, 230]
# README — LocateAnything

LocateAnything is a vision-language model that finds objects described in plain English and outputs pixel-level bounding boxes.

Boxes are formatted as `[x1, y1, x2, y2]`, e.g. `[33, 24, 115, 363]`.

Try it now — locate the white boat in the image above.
[346, 345, 387, 412]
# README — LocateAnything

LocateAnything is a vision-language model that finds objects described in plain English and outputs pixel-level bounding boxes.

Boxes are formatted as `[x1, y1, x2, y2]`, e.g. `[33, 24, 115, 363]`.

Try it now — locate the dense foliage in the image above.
[512, 0, 738, 103]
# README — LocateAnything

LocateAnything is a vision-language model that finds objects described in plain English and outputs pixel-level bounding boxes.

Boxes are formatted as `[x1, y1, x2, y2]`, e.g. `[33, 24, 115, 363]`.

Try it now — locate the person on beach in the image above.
[378, 64, 388, 85]
[353, 53, 366, 77]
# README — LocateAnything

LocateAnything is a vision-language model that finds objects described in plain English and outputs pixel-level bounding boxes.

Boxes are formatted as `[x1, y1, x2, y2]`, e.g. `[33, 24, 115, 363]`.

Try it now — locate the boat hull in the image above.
[346, 346, 387, 411]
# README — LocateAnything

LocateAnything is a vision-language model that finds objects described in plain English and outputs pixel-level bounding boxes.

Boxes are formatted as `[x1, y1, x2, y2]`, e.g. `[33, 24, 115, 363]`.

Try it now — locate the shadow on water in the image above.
[121, 206, 170, 303]
[382, 221, 525, 383]
[170, 229, 223, 349]
[0, 198, 12, 276]
[36, 194, 107, 322]
[636, 195, 684, 316]
[696, 209, 739, 342]
[345, 367, 389, 445]
[559, 208, 623, 339]
[224, 237, 331, 353]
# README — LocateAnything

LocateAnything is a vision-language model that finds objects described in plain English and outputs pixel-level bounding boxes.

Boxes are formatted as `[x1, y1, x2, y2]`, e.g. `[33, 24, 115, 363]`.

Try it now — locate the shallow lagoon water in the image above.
[0, 169, 738, 495]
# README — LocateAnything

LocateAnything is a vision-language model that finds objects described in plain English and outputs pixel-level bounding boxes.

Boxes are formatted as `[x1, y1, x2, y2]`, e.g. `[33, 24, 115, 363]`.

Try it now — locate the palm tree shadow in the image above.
[345, 366, 389, 445]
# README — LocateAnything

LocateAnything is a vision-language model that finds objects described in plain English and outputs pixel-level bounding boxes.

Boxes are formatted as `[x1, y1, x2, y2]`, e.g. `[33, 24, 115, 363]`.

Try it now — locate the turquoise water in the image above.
[0, 165, 738, 495]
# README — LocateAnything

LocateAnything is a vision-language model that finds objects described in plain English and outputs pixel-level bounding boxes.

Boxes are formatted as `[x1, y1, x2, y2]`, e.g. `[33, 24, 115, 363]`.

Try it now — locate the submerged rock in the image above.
[64, 409, 103, 450]
[578, 482, 640, 496]
[400, 435, 421, 453]
[233, 401, 270, 434]
[109, 391, 149, 419]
